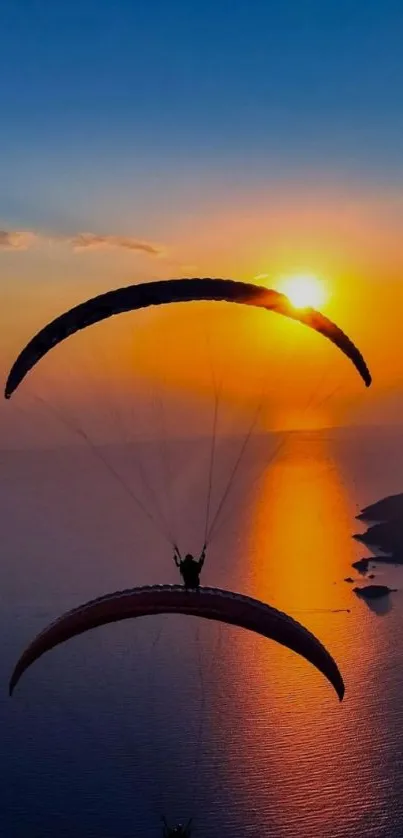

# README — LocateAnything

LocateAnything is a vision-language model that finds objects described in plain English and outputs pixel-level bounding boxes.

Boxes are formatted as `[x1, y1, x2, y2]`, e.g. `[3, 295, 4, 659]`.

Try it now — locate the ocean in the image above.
[1, 425, 403, 838]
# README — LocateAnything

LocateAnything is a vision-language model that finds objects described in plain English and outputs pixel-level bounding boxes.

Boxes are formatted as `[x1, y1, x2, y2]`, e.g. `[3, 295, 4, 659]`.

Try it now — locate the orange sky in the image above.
[1, 182, 403, 446]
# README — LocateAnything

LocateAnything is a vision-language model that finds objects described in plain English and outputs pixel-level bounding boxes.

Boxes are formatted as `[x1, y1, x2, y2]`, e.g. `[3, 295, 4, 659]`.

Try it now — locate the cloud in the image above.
[0, 228, 164, 257]
[0, 230, 37, 250]
[69, 233, 163, 256]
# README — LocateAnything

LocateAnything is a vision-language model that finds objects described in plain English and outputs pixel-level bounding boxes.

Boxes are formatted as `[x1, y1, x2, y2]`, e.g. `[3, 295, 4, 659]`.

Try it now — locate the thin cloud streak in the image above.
[0, 229, 163, 256]
[69, 232, 163, 255]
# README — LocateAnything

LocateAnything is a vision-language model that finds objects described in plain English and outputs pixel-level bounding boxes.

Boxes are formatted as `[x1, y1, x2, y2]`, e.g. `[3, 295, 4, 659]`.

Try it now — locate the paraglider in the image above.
[5, 274, 360, 834]
[4, 277, 372, 400]
[162, 817, 193, 837]
[174, 546, 206, 589]
[9, 584, 345, 701]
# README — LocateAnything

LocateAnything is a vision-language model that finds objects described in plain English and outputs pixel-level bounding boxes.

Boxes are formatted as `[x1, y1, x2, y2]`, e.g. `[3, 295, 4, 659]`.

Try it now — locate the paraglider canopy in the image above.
[4, 277, 372, 399]
[9, 584, 345, 701]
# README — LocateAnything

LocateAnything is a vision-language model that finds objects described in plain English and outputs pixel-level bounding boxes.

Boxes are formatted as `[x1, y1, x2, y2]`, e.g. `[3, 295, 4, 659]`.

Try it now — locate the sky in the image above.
[1, 0, 403, 440]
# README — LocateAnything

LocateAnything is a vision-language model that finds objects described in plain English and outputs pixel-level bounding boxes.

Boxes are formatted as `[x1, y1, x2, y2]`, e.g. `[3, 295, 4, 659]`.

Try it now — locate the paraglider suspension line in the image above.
[33, 393, 176, 546]
[205, 395, 264, 545]
[203, 372, 222, 547]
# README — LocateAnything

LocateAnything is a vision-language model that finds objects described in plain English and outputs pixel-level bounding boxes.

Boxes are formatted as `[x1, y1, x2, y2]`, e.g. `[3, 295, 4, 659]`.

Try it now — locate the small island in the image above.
[352, 558, 370, 573]
[353, 585, 397, 600]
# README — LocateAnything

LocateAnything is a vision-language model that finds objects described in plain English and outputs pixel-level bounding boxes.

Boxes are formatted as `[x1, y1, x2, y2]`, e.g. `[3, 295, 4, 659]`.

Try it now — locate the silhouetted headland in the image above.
[354, 493, 403, 565]
[357, 493, 403, 523]
[353, 520, 403, 559]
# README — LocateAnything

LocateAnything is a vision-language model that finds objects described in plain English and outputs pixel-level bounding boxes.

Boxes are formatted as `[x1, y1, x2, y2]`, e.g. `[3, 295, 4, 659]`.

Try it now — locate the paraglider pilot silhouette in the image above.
[174, 546, 206, 589]
[162, 816, 192, 837]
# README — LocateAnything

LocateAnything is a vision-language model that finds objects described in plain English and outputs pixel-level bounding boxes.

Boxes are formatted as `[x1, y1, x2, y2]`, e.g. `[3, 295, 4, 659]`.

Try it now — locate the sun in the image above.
[278, 274, 328, 309]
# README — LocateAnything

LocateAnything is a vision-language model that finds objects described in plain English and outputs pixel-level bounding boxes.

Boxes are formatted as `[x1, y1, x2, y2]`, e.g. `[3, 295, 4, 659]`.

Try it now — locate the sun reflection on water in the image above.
[211, 431, 387, 836]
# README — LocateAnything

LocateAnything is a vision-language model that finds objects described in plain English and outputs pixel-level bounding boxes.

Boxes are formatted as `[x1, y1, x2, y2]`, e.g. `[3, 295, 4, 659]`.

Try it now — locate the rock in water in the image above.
[352, 558, 370, 573]
[353, 585, 396, 600]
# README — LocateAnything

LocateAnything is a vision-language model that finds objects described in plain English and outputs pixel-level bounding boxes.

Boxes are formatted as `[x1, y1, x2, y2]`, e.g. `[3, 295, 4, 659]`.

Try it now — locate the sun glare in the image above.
[278, 274, 328, 309]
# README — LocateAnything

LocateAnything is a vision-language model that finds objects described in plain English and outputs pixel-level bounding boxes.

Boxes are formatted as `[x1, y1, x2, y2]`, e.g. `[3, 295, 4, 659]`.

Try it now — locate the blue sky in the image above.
[1, 0, 403, 234]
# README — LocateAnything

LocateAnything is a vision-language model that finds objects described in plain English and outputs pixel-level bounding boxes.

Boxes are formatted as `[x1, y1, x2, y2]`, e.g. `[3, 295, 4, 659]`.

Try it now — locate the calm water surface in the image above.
[1, 427, 403, 837]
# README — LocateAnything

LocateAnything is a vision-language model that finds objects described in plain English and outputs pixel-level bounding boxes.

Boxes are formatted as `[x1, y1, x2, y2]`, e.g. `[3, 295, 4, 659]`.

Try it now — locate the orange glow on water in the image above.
[210, 432, 386, 834]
